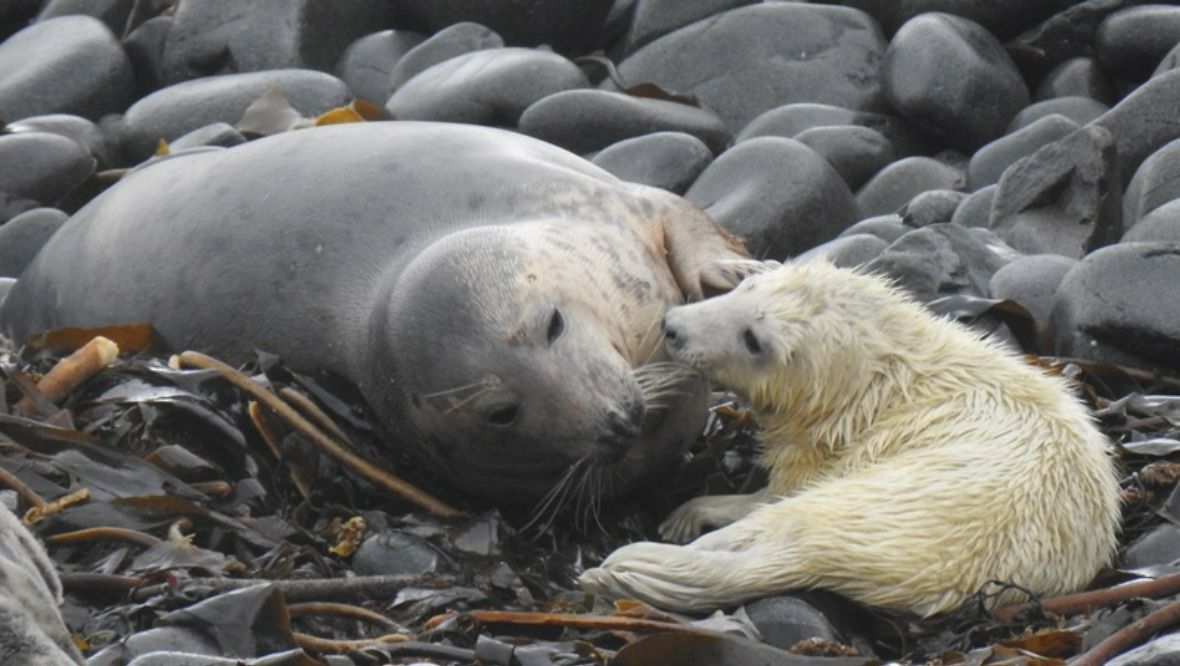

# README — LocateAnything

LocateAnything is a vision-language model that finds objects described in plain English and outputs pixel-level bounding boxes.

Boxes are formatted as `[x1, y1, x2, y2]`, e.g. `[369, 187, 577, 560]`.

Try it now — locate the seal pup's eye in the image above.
[484, 402, 521, 427]
[546, 308, 565, 345]
[743, 328, 763, 355]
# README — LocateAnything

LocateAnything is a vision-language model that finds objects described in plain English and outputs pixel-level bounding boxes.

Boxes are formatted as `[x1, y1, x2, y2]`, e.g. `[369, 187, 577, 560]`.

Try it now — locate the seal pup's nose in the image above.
[663, 315, 684, 351]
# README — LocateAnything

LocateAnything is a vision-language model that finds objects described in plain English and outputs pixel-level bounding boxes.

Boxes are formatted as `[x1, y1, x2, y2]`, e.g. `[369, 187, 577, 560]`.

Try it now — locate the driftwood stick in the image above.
[175, 351, 458, 518]
[18, 336, 119, 415]
[993, 572, 1180, 622]
[130, 573, 446, 603]
[1072, 598, 1180, 665]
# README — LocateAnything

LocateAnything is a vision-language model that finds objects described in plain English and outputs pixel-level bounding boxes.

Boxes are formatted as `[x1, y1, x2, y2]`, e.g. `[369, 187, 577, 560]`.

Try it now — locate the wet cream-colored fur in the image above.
[579, 260, 1121, 616]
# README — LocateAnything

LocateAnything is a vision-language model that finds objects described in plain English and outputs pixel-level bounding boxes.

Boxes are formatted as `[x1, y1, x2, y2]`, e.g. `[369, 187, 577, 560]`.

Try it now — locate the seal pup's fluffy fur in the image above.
[580, 260, 1121, 616]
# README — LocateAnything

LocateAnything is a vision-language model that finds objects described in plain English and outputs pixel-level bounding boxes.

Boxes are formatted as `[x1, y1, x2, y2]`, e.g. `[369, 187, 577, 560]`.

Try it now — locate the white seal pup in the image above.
[580, 260, 1121, 615]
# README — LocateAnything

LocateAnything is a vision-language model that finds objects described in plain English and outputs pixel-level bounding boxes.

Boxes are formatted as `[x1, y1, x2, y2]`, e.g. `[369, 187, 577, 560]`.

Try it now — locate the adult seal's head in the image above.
[0, 121, 761, 508]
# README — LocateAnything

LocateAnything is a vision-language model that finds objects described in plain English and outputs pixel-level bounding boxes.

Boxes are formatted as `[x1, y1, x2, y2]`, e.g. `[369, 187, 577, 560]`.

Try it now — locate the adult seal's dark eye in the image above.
[547, 308, 565, 345]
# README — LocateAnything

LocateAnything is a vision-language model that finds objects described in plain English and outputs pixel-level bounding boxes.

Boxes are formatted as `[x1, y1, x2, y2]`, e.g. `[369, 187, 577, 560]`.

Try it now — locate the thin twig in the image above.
[1073, 598, 1180, 665]
[293, 632, 409, 653]
[993, 572, 1180, 622]
[0, 464, 46, 510]
[176, 351, 458, 518]
[437, 609, 705, 635]
[279, 387, 350, 442]
[130, 573, 447, 603]
[247, 401, 311, 499]
[46, 526, 162, 548]
[287, 601, 400, 630]
[18, 336, 119, 415]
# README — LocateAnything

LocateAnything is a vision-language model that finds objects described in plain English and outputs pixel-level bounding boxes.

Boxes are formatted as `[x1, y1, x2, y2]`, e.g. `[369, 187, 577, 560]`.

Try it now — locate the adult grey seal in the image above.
[2, 122, 759, 505]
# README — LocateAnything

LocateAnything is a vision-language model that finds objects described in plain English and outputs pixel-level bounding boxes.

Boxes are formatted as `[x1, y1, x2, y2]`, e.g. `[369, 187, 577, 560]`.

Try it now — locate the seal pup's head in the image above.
[370, 225, 706, 506]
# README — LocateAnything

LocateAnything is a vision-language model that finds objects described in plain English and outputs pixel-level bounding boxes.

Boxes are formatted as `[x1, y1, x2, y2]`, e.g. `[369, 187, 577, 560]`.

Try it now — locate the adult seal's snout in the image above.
[1, 121, 760, 503]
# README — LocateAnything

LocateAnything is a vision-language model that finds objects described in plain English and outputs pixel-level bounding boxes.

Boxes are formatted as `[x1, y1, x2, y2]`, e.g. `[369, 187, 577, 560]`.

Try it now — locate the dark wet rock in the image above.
[0, 132, 94, 206]
[0, 0, 38, 30]
[518, 89, 729, 155]
[882, 13, 1029, 152]
[1121, 524, 1180, 569]
[794, 125, 894, 191]
[335, 29, 426, 105]
[122, 15, 171, 95]
[1034, 57, 1117, 104]
[1107, 633, 1180, 666]
[969, 114, 1080, 191]
[988, 254, 1077, 326]
[622, 0, 754, 54]
[386, 48, 587, 126]
[898, 189, 966, 228]
[392, 0, 614, 54]
[387, 22, 503, 93]
[736, 102, 933, 157]
[119, 69, 349, 162]
[353, 531, 443, 577]
[0, 207, 67, 278]
[1008, 0, 1148, 84]
[796, 233, 888, 268]
[1095, 5, 1180, 82]
[990, 126, 1122, 258]
[36, 0, 137, 35]
[950, 185, 997, 228]
[1051, 242, 1180, 370]
[615, 4, 888, 134]
[742, 595, 844, 651]
[1124, 138, 1180, 230]
[1124, 200, 1180, 243]
[590, 131, 713, 194]
[160, 0, 396, 85]
[838, 214, 911, 243]
[828, 0, 1075, 40]
[855, 157, 965, 218]
[685, 137, 857, 260]
[168, 122, 246, 152]
[7, 113, 119, 168]
[0, 15, 135, 122]
[865, 223, 1011, 301]
[1007, 97, 1107, 133]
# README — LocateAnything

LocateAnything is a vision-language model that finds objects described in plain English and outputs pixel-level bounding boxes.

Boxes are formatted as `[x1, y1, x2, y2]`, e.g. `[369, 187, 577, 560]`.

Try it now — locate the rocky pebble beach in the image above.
[3, 1, 1180, 664]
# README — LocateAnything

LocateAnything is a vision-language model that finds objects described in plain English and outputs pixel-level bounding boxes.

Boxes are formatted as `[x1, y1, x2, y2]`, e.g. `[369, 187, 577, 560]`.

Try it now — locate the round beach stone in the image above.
[615, 4, 887, 134]
[391, 0, 614, 53]
[1007, 97, 1107, 133]
[1091, 68, 1180, 184]
[386, 48, 587, 126]
[518, 89, 729, 155]
[334, 29, 426, 105]
[855, 157, 965, 218]
[1007, 1, 1144, 85]
[0, 207, 67, 278]
[968, 114, 1080, 191]
[1095, 5, 1180, 82]
[160, 0, 396, 85]
[989, 254, 1078, 326]
[119, 69, 350, 162]
[1124, 138, 1180, 230]
[685, 137, 857, 259]
[736, 102, 932, 157]
[950, 185, 997, 228]
[590, 132, 713, 194]
[838, 214, 911, 243]
[828, 0, 1075, 40]
[122, 15, 171, 94]
[796, 233, 887, 268]
[622, 0, 755, 53]
[0, 15, 134, 122]
[387, 22, 503, 92]
[1123, 200, 1180, 243]
[794, 125, 894, 191]
[1051, 242, 1180, 371]
[7, 113, 119, 169]
[36, 0, 136, 34]
[0, 132, 94, 206]
[882, 13, 1029, 152]
[990, 125, 1122, 258]
[168, 122, 245, 152]
[1034, 57, 1116, 104]
[898, 189, 966, 227]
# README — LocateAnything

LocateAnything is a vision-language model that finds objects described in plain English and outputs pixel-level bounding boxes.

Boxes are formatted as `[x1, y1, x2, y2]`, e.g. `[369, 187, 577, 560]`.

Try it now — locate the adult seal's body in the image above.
[581, 260, 1121, 615]
[2, 122, 758, 504]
